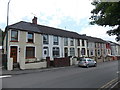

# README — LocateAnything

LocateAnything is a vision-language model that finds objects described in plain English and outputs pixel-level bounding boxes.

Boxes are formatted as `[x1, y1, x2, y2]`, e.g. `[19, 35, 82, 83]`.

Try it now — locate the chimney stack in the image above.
[32, 16, 37, 24]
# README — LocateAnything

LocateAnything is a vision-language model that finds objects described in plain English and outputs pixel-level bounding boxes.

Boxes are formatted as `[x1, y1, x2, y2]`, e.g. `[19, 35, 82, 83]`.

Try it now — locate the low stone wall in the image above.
[24, 61, 47, 69]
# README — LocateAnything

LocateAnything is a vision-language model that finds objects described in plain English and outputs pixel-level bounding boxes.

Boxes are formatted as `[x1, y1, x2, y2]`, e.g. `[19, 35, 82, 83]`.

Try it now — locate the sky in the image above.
[0, 0, 117, 42]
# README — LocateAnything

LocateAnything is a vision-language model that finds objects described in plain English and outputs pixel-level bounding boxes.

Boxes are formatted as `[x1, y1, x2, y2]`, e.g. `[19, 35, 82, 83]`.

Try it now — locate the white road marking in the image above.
[0, 75, 12, 79]
[98, 78, 118, 89]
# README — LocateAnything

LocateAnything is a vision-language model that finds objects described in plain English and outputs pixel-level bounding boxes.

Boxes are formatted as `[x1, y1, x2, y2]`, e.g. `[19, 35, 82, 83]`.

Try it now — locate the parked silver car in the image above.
[78, 58, 97, 68]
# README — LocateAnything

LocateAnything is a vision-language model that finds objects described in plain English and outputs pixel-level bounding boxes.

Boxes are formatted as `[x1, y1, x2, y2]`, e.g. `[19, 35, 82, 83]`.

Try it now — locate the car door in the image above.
[90, 59, 95, 66]
[87, 59, 92, 66]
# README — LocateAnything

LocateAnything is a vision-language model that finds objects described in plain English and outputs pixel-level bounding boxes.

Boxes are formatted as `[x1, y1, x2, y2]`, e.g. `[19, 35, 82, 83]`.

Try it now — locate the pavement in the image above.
[1, 60, 119, 76]
[2, 66, 75, 75]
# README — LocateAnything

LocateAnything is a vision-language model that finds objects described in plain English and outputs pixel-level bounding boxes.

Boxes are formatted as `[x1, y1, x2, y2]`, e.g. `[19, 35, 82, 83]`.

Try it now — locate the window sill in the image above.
[10, 41, 18, 42]
[26, 57, 36, 59]
[27, 42, 34, 44]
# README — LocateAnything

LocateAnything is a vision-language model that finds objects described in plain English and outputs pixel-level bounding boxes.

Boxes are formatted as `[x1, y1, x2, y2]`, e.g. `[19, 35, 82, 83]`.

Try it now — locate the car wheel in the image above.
[86, 64, 89, 68]
[94, 63, 97, 67]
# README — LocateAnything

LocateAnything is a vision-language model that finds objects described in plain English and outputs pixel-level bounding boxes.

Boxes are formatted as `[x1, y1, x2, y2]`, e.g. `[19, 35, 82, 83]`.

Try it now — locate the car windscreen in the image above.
[80, 58, 86, 61]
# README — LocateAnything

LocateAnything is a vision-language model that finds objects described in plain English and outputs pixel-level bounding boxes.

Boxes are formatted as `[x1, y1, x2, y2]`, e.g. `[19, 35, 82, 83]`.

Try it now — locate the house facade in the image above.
[3, 17, 88, 70]
[3, 28, 43, 69]
[108, 41, 120, 56]
[42, 35, 87, 60]
[3, 17, 119, 70]
[83, 35, 107, 62]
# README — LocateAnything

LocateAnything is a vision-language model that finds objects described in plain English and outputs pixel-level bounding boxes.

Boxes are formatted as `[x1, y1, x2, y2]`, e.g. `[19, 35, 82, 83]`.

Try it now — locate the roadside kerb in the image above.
[2, 66, 75, 76]
[2, 60, 118, 76]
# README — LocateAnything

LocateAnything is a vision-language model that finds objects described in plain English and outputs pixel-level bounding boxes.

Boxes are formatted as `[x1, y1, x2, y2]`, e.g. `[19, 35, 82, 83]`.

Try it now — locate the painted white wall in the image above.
[42, 35, 63, 60]
[42, 34, 88, 60]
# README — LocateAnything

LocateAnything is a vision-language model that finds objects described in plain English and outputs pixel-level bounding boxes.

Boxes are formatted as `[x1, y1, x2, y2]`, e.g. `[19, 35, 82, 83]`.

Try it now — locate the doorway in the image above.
[64, 48, 68, 57]
[10, 46, 17, 63]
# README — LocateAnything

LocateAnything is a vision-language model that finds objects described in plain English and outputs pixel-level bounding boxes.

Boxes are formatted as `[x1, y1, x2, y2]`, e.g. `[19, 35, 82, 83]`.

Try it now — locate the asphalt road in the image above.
[2, 60, 119, 88]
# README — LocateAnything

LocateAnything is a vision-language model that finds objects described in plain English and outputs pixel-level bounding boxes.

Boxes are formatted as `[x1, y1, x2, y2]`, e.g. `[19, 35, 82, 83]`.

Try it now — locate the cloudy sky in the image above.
[0, 0, 117, 42]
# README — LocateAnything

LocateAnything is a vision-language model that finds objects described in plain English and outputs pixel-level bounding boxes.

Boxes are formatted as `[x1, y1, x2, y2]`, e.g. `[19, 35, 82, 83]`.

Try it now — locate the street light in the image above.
[7, 0, 11, 26]
[5, 0, 11, 69]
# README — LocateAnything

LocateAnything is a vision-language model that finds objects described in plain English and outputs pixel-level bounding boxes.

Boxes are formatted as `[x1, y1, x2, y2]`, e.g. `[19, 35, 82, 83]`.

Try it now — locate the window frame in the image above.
[11, 30, 18, 42]
[43, 34, 49, 44]
[70, 48, 75, 56]
[64, 38, 68, 46]
[97, 49, 101, 56]
[77, 39, 80, 46]
[81, 48, 86, 55]
[90, 50, 94, 56]
[25, 46, 35, 59]
[27, 32, 34, 43]
[82, 40, 85, 46]
[53, 47, 60, 57]
[53, 36, 59, 45]
[70, 38, 74, 46]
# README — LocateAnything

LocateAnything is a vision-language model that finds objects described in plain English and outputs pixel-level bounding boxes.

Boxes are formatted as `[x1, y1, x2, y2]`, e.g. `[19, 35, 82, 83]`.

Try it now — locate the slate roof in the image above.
[81, 35, 107, 43]
[6, 21, 107, 43]
[6, 21, 86, 39]
[107, 41, 120, 46]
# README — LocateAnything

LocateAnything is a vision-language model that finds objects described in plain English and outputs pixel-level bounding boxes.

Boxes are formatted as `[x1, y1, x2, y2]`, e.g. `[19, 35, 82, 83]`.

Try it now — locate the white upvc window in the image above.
[64, 38, 68, 46]
[53, 36, 59, 45]
[70, 48, 75, 56]
[53, 47, 59, 57]
[70, 38, 74, 46]
[43, 34, 49, 44]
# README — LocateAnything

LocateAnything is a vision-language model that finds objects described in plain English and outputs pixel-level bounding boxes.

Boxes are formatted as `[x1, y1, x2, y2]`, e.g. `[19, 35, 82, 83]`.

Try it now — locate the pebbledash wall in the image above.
[4, 29, 43, 69]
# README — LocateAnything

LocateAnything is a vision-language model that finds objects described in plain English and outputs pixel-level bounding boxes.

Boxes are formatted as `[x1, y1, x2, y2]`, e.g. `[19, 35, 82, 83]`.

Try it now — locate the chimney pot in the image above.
[32, 16, 37, 24]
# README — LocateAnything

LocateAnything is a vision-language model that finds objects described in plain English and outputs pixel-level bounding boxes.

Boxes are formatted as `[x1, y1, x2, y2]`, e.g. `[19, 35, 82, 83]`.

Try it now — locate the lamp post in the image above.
[7, 0, 11, 26]
[5, 0, 11, 69]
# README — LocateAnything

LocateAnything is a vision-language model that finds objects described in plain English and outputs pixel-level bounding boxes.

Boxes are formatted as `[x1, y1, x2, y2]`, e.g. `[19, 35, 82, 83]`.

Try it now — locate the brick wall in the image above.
[54, 57, 70, 67]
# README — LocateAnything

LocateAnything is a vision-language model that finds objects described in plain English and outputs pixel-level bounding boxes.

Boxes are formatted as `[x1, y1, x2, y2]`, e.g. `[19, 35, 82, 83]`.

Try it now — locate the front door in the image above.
[43, 47, 49, 59]
[64, 48, 68, 57]
[10, 46, 17, 63]
[78, 48, 80, 57]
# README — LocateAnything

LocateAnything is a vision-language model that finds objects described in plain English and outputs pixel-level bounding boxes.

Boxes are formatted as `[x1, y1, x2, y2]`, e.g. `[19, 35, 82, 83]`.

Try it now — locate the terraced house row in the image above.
[3, 17, 120, 70]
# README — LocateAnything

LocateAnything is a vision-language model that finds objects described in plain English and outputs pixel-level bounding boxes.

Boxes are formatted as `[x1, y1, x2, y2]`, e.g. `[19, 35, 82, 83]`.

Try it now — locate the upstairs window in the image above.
[77, 39, 80, 46]
[70, 38, 74, 46]
[27, 32, 34, 43]
[53, 36, 59, 45]
[43, 35, 49, 44]
[11, 30, 18, 41]
[64, 38, 68, 46]
[82, 40, 85, 46]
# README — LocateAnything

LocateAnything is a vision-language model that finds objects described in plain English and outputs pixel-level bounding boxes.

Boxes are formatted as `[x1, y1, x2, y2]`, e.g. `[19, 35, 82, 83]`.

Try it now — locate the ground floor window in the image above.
[26, 47, 35, 58]
[97, 49, 101, 56]
[70, 48, 75, 56]
[53, 47, 59, 57]
[81, 48, 86, 55]
[90, 50, 94, 56]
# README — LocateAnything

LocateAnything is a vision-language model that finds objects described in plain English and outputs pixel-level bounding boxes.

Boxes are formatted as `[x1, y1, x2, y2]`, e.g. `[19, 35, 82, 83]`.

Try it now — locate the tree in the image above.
[90, 1, 120, 41]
